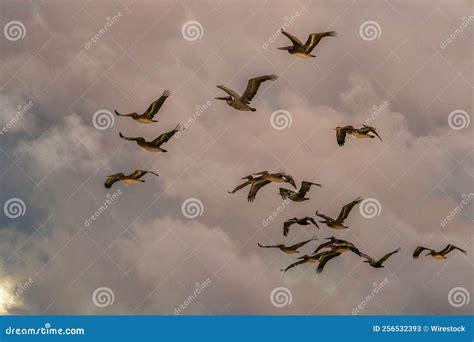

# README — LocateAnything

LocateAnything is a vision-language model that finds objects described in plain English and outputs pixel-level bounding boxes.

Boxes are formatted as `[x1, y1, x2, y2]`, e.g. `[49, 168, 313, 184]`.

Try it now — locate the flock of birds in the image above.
[102, 28, 467, 275]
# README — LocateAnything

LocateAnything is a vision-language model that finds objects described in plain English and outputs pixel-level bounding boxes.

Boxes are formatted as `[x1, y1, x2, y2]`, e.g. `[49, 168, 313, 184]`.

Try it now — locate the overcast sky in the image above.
[0, 0, 472, 315]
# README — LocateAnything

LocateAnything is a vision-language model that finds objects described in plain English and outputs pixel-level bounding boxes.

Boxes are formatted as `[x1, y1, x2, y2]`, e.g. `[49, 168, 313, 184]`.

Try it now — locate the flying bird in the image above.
[316, 197, 363, 229]
[215, 75, 278, 112]
[313, 236, 356, 254]
[115, 90, 171, 124]
[104, 170, 159, 189]
[360, 248, 400, 268]
[257, 237, 317, 254]
[283, 217, 319, 237]
[280, 250, 340, 273]
[228, 171, 296, 202]
[278, 29, 337, 58]
[119, 124, 183, 152]
[413, 244, 467, 260]
[335, 125, 382, 146]
[279, 181, 321, 202]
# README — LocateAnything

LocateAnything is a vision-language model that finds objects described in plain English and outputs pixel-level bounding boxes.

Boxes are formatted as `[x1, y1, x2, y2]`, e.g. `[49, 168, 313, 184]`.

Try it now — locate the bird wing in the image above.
[378, 248, 401, 263]
[360, 252, 375, 263]
[413, 246, 432, 258]
[151, 125, 181, 146]
[297, 181, 321, 196]
[336, 127, 350, 146]
[257, 243, 277, 249]
[290, 237, 316, 251]
[143, 90, 171, 118]
[306, 217, 320, 229]
[248, 179, 271, 202]
[439, 244, 467, 256]
[281, 259, 308, 273]
[315, 211, 334, 223]
[316, 251, 341, 274]
[228, 179, 253, 194]
[240, 75, 278, 104]
[216, 85, 240, 99]
[361, 125, 382, 141]
[281, 29, 303, 47]
[283, 218, 297, 236]
[128, 170, 159, 180]
[303, 31, 337, 53]
[336, 197, 362, 222]
[313, 241, 332, 254]
[119, 132, 144, 142]
[104, 174, 121, 189]
[115, 110, 134, 116]
[279, 187, 296, 200]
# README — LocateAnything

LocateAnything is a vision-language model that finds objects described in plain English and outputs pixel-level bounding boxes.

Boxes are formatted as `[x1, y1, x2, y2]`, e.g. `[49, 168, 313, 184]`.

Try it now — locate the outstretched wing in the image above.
[248, 179, 271, 202]
[336, 197, 362, 222]
[316, 251, 341, 274]
[240, 75, 278, 104]
[290, 237, 316, 251]
[306, 217, 320, 229]
[216, 85, 240, 99]
[361, 125, 382, 141]
[303, 31, 337, 53]
[128, 170, 159, 180]
[279, 187, 296, 200]
[313, 241, 332, 254]
[283, 218, 297, 236]
[439, 244, 467, 256]
[257, 243, 278, 249]
[413, 246, 432, 258]
[297, 181, 321, 196]
[228, 180, 253, 194]
[281, 259, 307, 273]
[119, 132, 144, 142]
[151, 125, 182, 147]
[281, 29, 303, 47]
[143, 90, 171, 118]
[315, 210, 334, 223]
[115, 110, 134, 116]
[378, 248, 401, 264]
[104, 174, 121, 189]
[336, 127, 350, 146]
[360, 252, 375, 263]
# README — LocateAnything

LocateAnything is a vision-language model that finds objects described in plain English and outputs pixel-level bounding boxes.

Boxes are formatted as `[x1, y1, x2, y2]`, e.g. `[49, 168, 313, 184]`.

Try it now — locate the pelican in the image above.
[278, 29, 337, 58]
[115, 90, 171, 124]
[413, 244, 466, 260]
[316, 197, 362, 229]
[281, 250, 340, 273]
[313, 236, 355, 254]
[104, 170, 159, 189]
[283, 216, 319, 237]
[360, 248, 400, 268]
[279, 181, 321, 202]
[215, 75, 278, 111]
[335, 125, 382, 146]
[119, 124, 183, 152]
[228, 171, 296, 202]
[257, 237, 317, 254]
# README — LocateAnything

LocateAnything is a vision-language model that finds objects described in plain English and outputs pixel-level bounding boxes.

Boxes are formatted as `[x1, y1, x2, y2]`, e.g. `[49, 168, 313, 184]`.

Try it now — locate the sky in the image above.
[0, 0, 472, 315]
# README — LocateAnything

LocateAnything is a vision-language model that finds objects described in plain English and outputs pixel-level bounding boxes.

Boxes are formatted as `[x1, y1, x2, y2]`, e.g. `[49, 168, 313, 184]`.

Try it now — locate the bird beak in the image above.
[289, 179, 296, 189]
[215, 97, 227, 100]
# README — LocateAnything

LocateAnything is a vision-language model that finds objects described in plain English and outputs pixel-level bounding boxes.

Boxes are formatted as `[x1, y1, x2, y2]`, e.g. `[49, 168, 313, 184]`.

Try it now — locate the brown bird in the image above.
[360, 248, 400, 268]
[313, 236, 356, 254]
[279, 181, 322, 202]
[316, 197, 362, 229]
[257, 237, 317, 254]
[413, 244, 466, 260]
[215, 75, 278, 111]
[228, 171, 296, 202]
[335, 125, 382, 146]
[278, 29, 337, 58]
[104, 170, 159, 189]
[115, 90, 170, 124]
[280, 250, 340, 273]
[335, 125, 355, 146]
[119, 124, 183, 152]
[283, 217, 319, 237]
